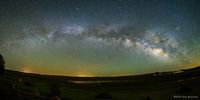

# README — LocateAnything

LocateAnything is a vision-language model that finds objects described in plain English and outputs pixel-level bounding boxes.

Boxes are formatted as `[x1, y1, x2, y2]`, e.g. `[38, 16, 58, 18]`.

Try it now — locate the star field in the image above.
[0, 0, 200, 76]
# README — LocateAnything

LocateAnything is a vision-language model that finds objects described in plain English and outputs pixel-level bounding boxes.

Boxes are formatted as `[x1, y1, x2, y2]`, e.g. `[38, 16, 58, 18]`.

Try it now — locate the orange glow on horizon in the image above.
[21, 67, 32, 73]
[76, 71, 93, 77]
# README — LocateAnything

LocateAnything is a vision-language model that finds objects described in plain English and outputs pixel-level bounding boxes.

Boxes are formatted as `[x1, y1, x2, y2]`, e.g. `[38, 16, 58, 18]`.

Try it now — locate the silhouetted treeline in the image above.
[0, 54, 5, 75]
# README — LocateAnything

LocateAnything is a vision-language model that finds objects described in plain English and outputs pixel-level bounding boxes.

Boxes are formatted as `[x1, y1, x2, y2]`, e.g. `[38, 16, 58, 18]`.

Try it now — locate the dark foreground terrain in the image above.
[0, 66, 200, 100]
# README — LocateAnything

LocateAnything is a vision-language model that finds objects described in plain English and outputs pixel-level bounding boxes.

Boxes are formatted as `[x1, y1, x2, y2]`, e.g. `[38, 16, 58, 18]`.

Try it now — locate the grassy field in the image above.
[0, 66, 200, 100]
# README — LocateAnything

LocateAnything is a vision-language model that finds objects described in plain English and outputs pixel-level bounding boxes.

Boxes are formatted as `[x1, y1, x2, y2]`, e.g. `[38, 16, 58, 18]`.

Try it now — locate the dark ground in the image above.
[0, 66, 200, 100]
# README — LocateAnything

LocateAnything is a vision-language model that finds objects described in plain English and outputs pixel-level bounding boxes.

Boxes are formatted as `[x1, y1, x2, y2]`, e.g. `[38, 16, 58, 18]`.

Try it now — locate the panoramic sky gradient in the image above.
[0, 0, 200, 76]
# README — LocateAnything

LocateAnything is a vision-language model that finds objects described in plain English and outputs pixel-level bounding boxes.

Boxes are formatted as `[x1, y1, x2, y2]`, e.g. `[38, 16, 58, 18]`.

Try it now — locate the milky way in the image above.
[0, 0, 200, 76]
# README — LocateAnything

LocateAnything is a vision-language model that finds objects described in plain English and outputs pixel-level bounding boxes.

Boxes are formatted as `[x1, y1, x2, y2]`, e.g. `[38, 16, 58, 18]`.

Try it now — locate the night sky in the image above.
[0, 0, 200, 76]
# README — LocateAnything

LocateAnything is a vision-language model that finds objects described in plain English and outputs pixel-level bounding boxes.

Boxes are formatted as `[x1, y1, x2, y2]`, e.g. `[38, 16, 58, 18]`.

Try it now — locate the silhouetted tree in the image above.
[0, 54, 5, 75]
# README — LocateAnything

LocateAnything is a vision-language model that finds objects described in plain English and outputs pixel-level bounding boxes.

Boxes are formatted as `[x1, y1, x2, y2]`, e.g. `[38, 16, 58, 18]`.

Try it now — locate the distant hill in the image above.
[5, 65, 200, 78]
